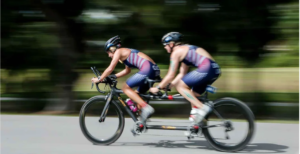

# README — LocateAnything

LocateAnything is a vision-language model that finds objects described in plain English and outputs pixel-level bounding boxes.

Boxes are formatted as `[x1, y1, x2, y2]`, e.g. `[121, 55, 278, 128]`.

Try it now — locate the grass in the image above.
[1, 67, 299, 94]
[72, 67, 299, 93]
[0, 91, 299, 102]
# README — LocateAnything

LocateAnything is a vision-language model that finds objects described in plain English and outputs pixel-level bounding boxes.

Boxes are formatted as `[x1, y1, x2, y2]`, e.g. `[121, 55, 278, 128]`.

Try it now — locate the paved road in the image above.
[1, 115, 299, 154]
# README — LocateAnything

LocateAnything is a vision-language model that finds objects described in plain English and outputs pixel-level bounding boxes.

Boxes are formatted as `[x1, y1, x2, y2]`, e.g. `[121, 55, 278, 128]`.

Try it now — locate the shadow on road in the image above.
[115, 140, 289, 153]
[241, 143, 289, 153]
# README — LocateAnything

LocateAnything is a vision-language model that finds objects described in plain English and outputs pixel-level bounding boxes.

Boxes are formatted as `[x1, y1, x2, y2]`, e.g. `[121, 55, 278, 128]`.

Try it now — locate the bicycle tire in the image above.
[79, 96, 125, 145]
[202, 97, 255, 152]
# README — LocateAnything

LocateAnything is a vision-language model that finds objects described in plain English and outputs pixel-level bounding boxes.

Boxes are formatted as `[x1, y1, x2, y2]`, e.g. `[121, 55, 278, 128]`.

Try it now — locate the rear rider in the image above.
[149, 32, 221, 124]
[91, 35, 160, 123]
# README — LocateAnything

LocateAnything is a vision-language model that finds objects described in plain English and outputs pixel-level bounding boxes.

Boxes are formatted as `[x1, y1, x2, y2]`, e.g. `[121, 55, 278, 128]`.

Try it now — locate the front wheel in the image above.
[79, 96, 125, 145]
[202, 97, 255, 152]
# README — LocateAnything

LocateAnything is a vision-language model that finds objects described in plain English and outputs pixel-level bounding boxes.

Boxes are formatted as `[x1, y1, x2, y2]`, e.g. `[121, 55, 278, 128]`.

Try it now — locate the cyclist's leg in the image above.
[190, 87, 203, 109]
[176, 79, 212, 123]
[192, 77, 219, 96]
[136, 82, 152, 94]
[135, 65, 160, 112]
[178, 59, 220, 107]
[130, 82, 153, 113]
[176, 78, 207, 109]
[127, 62, 160, 100]
[122, 62, 159, 122]
[122, 73, 148, 108]
[123, 73, 155, 123]
[189, 89, 201, 110]
[176, 59, 220, 123]
[192, 90, 201, 97]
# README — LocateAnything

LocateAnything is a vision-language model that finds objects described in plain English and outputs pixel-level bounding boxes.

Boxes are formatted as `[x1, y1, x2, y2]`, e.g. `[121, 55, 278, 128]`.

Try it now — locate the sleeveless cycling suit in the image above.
[181, 45, 221, 94]
[123, 48, 160, 93]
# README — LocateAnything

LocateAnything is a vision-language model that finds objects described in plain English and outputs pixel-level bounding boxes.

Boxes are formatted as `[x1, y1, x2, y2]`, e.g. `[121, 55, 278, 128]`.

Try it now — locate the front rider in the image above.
[91, 35, 160, 123]
[149, 32, 221, 124]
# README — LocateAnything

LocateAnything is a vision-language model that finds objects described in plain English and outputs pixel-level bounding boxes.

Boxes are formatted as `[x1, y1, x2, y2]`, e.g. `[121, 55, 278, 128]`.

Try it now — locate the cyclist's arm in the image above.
[115, 66, 131, 78]
[156, 51, 180, 89]
[99, 51, 121, 81]
[170, 62, 189, 87]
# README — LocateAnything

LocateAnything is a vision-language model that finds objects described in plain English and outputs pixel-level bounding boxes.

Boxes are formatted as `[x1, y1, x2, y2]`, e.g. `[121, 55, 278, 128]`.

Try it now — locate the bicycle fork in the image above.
[98, 93, 112, 122]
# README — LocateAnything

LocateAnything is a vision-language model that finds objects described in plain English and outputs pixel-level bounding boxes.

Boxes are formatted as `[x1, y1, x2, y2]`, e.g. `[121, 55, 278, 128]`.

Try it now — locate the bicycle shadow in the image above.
[115, 140, 289, 153]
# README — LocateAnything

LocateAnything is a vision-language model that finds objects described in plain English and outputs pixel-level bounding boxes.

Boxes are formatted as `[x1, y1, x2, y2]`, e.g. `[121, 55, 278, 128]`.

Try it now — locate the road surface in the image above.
[1, 115, 299, 154]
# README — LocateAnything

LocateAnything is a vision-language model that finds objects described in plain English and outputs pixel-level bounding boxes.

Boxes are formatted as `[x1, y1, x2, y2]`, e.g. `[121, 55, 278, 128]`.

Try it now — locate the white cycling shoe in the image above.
[140, 105, 154, 123]
[185, 104, 212, 137]
[189, 104, 212, 124]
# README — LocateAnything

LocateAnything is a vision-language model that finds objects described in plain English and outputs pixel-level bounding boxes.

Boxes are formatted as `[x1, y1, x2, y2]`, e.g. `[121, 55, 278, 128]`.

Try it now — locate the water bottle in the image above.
[125, 99, 138, 112]
[206, 85, 217, 94]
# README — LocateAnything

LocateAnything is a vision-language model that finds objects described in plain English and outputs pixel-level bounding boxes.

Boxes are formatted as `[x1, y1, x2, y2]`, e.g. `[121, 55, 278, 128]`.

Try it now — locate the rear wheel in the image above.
[79, 96, 125, 145]
[202, 97, 255, 152]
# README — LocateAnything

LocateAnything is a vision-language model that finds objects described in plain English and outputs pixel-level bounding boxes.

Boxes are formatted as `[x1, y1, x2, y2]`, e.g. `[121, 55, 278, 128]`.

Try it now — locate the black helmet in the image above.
[161, 32, 183, 45]
[104, 35, 121, 52]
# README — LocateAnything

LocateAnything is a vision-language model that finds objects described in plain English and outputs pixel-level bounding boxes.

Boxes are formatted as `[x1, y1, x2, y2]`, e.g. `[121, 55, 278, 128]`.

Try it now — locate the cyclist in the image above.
[149, 32, 221, 124]
[91, 35, 160, 123]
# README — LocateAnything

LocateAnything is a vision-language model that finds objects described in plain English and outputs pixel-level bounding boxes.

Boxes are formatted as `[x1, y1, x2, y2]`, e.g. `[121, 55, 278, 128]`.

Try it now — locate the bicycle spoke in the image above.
[203, 123, 226, 128]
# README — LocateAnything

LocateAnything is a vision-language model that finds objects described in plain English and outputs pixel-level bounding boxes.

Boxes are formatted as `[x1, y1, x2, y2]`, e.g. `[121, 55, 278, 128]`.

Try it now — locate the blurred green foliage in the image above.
[2, 0, 299, 70]
[1, 0, 299, 113]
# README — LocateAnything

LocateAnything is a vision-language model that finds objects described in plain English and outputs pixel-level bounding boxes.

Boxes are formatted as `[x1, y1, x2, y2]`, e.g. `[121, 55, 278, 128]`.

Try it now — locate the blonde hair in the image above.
[109, 46, 117, 52]
[170, 41, 183, 45]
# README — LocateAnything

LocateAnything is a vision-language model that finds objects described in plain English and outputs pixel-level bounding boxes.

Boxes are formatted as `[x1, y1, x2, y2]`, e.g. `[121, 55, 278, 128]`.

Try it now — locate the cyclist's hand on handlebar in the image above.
[149, 87, 159, 94]
[91, 77, 101, 83]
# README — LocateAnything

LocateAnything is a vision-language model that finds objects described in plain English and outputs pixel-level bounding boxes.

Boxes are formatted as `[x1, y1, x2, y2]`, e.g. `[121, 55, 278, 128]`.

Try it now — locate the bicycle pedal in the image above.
[131, 129, 140, 137]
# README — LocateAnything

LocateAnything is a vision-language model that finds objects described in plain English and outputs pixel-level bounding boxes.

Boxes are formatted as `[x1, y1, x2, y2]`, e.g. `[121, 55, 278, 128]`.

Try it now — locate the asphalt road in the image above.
[1, 115, 299, 154]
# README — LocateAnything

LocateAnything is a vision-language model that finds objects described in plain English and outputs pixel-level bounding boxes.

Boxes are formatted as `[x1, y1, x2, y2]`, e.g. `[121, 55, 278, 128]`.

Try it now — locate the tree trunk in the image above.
[33, 0, 84, 112]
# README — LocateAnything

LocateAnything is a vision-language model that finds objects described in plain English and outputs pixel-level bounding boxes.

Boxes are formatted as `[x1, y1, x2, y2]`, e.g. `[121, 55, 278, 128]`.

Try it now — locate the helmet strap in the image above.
[168, 43, 178, 53]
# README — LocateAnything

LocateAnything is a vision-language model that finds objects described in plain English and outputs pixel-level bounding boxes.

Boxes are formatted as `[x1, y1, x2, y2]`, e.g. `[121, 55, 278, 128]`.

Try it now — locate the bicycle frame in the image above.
[91, 66, 226, 132]
[98, 85, 224, 132]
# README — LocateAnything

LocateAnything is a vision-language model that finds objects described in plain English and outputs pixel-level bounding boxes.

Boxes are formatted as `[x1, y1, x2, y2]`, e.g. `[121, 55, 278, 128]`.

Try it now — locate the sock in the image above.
[202, 104, 211, 112]
[140, 102, 147, 108]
